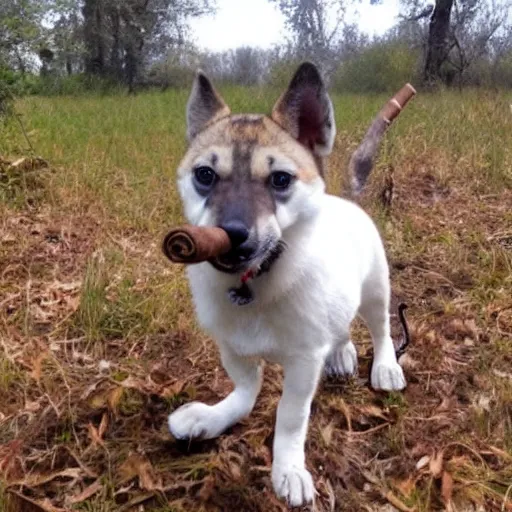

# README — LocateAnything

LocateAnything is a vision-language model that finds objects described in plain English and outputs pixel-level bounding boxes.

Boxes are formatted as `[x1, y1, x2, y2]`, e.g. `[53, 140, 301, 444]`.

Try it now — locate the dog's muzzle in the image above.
[210, 220, 258, 273]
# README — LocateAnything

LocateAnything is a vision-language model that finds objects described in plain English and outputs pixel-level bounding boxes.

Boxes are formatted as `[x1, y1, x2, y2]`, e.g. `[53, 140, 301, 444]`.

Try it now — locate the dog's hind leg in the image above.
[168, 345, 262, 440]
[324, 331, 358, 378]
[359, 266, 406, 391]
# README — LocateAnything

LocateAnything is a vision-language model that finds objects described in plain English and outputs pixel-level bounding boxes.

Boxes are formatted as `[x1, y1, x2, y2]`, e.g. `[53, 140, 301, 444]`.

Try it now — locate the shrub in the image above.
[332, 42, 421, 93]
[268, 58, 305, 89]
[0, 81, 13, 121]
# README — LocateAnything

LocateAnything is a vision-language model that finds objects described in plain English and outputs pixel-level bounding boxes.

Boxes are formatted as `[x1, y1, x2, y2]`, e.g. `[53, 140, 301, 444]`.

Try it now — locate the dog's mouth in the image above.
[210, 252, 249, 274]
[210, 240, 285, 276]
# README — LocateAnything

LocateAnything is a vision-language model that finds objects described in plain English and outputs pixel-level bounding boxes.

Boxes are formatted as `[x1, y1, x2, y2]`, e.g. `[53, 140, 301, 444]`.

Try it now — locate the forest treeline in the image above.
[1, 0, 512, 97]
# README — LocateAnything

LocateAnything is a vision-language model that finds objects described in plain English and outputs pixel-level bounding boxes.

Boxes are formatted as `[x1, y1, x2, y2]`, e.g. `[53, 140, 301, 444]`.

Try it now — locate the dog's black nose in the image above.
[220, 220, 249, 248]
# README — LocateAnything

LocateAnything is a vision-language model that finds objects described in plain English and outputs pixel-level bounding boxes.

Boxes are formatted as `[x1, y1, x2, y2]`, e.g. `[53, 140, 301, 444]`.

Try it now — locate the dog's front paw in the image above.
[371, 360, 406, 391]
[168, 402, 223, 440]
[324, 341, 358, 378]
[272, 464, 315, 507]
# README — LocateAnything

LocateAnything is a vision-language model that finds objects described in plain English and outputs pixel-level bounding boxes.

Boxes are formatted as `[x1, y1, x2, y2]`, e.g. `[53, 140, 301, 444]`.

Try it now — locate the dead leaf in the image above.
[30, 351, 48, 383]
[72, 351, 93, 364]
[162, 379, 187, 397]
[487, 445, 512, 461]
[64, 295, 80, 312]
[184, 385, 197, 400]
[429, 450, 444, 477]
[7, 491, 68, 512]
[198, 474, 215, 502]
[119, 375, 147, 392]
[362, 470, 415, 512]
[493, 369, 512, 380]
[395, 476, 416, 499]
[9, 467, 82, 488]
[416, 455, 430, 470]
[441, 471, 454, 504]
[2, 233, 16, 243]
[81, 378, 106, 400]
[359, 404, 388, 421]
[320, 422, 335, 446]
[398, 352, 418, 369]
[107, 387, 124, 413]
[24, 400, 41, 413]
[464, 318, 479, 339]
[119, 453, 162, 491]
[98, 413, 108, 440]
[384, 490, 416, 512]
[66, 479, 102, 505]
[9, 157, 28, 169]
[324, 478, 336, 512]
[436, 396, 457, 413]
[8, 156, 48, 172]
[0, 440, 24, 481]
[447, 455, 470, 467]
[87, 418, 106, 447]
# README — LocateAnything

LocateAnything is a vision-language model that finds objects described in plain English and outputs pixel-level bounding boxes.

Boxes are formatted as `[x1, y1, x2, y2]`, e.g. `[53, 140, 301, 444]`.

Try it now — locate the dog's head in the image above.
[176, 62, 336, 274]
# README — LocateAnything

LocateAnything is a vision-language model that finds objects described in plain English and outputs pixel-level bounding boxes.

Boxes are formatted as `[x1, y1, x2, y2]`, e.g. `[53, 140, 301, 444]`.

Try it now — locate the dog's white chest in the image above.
[190, 280, 329, 360]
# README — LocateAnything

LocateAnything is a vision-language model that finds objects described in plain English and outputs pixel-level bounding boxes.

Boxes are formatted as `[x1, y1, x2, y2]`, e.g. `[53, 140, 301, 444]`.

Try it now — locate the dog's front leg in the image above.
[169, 345, 262, 440]
[272, 355, 324, 507]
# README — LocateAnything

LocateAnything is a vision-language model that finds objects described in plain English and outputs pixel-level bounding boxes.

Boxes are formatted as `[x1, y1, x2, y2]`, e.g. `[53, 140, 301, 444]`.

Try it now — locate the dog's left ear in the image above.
[187, 71, 231, 141]
[271, 62, 336, 157]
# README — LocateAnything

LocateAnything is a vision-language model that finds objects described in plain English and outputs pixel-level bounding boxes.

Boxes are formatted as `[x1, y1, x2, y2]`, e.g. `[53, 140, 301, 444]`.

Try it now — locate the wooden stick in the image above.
[349, 83, 416, 196]
[162, 225, 231, 264]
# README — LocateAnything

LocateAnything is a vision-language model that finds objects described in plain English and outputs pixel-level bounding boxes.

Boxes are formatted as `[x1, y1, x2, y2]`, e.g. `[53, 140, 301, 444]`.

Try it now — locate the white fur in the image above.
[168, 190, 406, 507]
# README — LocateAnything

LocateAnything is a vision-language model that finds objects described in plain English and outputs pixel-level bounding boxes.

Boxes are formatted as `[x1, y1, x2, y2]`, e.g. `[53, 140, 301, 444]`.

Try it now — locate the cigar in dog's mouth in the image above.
[162, 225, 232, 264]
[162, 225, 286, 305]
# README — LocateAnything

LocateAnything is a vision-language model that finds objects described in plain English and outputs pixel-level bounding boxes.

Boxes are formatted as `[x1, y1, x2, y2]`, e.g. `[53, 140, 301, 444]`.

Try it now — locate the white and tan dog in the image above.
[168, 62, 406, 507]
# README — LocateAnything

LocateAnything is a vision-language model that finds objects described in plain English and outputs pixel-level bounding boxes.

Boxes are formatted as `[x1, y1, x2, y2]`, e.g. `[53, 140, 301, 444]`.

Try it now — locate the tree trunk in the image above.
[14, 47, 26, 75]
[124, 42, 137, 94]
[83, 0, 105, 75]
[109, 5, 123, 81]
[424, 0, 454, 85]
[66, 56, 72, 76]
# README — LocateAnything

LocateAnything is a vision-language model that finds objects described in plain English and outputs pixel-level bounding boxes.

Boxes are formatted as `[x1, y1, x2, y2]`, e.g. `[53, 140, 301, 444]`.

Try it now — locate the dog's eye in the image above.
[270, 171, 293, 190]
[194, 166, 217, 189]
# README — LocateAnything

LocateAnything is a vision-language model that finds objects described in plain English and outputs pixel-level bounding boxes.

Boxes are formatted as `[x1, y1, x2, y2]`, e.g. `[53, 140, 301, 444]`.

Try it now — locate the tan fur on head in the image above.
[177, 63, 336, 273]
[178, 115, 320, 184]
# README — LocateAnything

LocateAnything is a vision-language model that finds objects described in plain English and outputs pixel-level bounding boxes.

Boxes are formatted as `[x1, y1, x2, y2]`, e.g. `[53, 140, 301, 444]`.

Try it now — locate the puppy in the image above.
[168, 62, 406, 507]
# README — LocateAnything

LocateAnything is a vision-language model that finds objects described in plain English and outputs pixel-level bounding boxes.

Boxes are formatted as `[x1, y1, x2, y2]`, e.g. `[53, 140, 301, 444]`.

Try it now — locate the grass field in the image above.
[1, 85, 512, 512]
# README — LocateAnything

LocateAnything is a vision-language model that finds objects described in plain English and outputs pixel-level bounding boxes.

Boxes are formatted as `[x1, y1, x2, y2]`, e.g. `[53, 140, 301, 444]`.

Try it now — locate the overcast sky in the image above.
[189, 0, 401, 52]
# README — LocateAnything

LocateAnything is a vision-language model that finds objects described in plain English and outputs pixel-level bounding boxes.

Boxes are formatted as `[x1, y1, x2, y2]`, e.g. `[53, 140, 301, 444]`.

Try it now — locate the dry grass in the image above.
[0, 86, 511, 512]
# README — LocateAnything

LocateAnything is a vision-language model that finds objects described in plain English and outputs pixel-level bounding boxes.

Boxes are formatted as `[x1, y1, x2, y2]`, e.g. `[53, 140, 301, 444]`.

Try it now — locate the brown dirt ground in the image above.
[1, 154, 511, 512]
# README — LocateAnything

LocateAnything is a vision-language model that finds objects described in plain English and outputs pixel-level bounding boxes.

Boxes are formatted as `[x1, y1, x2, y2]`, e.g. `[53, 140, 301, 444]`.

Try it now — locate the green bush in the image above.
[0, 67, 123, 98]
[268, 58, 305, 89]
[332, 42, 421, 93]
[35, 73, 122, 95]
[147, 62, 195, 89]
[0, 81, 13, 120]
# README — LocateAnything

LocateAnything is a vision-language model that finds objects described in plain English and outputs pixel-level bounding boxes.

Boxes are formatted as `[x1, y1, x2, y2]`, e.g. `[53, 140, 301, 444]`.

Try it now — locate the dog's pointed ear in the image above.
[271, 62, 336, 157]
[187, 71, 231, 141]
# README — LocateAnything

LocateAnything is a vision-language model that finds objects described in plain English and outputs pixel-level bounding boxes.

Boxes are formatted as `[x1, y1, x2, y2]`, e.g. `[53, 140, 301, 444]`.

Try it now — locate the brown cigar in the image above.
[162, 225, 231, 263]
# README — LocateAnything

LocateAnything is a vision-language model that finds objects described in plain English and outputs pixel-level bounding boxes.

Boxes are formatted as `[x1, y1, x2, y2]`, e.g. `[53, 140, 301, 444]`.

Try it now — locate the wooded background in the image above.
[1, 0, 512, 95]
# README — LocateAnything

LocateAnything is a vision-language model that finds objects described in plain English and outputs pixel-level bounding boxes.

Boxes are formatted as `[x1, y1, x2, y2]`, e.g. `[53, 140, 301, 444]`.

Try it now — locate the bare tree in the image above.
[424, 0, 454, 84]
[270, 0, 348, 74]
[81, 0, 216, 89]
[399, 0, 511, 86]
[447, 0, 511, 85]
[0, 0, 44, 74]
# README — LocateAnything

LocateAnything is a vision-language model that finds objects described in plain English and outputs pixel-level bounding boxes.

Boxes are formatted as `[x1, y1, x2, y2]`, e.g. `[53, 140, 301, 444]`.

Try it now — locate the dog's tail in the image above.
[349, 83, 416, 198]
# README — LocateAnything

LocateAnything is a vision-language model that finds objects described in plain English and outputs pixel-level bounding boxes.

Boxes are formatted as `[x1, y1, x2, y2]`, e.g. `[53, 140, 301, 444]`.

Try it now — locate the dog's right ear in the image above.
[186, 71, 231, 141]
[271, 62, 336, 157]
